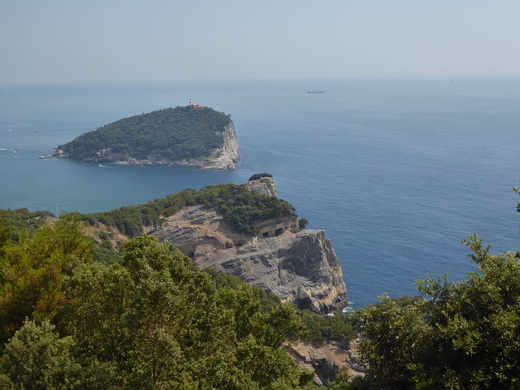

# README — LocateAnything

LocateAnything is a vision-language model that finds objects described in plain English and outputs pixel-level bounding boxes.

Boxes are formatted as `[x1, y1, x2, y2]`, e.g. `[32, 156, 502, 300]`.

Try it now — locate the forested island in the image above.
[55, 104, 239, 170]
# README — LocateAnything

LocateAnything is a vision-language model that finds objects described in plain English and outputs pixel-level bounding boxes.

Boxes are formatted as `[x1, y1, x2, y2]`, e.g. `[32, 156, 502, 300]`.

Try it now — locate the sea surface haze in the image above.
[1, 77, 519, 308]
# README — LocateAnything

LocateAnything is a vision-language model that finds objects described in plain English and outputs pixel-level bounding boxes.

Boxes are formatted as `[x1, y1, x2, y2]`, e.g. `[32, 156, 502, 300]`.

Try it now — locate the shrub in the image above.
[248, 173, 273, 181]
[298, 218, 309, 230]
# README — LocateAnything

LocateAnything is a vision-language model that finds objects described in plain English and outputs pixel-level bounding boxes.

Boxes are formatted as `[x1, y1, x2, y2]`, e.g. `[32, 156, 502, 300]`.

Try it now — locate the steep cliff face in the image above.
[202, 229, 347, 314]
[152, 204, 347, 314]
[198, 122, 239, 170]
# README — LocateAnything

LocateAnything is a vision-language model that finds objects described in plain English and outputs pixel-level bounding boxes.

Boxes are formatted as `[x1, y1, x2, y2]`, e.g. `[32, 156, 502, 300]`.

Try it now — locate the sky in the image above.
[1, 0, 520, 83]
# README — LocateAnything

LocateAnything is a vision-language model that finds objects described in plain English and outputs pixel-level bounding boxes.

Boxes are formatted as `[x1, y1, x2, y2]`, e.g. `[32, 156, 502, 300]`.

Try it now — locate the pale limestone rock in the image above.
[198, 123, 239, 170]
[152, 203, 347, 314]
[246, 176, 278, 197]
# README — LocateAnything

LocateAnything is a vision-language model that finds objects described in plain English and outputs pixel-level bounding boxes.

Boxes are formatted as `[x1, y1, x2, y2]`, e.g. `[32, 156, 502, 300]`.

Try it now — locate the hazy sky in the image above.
[1, 1, 519, 83]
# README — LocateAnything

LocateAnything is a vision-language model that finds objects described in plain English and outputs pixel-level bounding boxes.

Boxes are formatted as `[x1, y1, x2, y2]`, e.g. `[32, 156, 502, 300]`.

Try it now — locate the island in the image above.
[0, 175, 357, 386]
[54, 100, 239, 170]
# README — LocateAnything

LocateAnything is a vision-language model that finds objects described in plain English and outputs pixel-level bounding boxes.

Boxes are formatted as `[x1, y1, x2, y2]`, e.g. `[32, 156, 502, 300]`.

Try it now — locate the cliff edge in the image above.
[196, 122, 239, 170]
[152, 177, 347, 314]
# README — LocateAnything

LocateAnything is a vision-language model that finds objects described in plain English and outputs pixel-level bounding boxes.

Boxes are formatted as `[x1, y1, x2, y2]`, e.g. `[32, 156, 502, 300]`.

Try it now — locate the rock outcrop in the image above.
[287, 339, 364, 386]
[152, 203, 347, 314]
[246, 176, 277, 196]
[197, 123, 239, 170]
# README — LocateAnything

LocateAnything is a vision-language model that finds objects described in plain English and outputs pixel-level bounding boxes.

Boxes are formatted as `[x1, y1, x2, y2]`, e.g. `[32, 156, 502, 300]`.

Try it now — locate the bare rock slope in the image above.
[287, 339, 364, 386]
[152, 178, 347, 314]
[197, 122, 239, 170]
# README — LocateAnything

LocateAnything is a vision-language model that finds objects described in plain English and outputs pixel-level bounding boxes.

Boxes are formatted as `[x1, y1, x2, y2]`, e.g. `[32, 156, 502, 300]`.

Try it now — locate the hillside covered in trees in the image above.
[56, 105, 233, 164]
[0, 214, 359, 388]
[82, 183, 297, 238]
[0, 186, 518, 388]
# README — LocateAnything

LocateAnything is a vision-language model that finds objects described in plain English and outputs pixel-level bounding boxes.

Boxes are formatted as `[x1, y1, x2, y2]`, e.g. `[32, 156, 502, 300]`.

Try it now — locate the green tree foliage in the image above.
[64, 235, 312, 388]
[89, 239, 120, 265]
[205, 268, 285, 311]
[58, 106, 232, 162]
[354, 236, 520, 389]
[248, 172, 273, 181]
[0, 214, 92, 345]
[82, 183, 296, 237]
[0, 218, 11, 256]
[298, 218, 309, 230]
[0, 230, 313, 388]
[0, 208, 54, 242]
[195, 184, 295, 235]
[297, 310, 358, 349]
[0, 319, 115, 389]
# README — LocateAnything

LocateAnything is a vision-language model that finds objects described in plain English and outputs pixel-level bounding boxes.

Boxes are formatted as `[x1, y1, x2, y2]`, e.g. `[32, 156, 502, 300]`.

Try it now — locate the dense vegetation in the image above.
[1, 186, 518, 388]
[0, 208, 53, 240]
[248, 172, 273, 181]
[338, 236, 520, 390]
[206, 269, 359, 350]
[83, 183, 296, 237]
[58, 106, 232, 162]
[0, 218, 315, 388]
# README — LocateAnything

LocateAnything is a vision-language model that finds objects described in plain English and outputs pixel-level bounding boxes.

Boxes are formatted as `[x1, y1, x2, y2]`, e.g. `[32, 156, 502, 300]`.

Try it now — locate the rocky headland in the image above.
[147, 175, 351, 383]
[151, 176, 347, 314]
[3, 175, 352, 384]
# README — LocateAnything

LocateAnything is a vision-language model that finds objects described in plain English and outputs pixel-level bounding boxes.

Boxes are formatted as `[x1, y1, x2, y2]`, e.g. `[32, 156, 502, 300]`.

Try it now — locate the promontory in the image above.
[81, 175, 348, 315]
[55, 101, 239, 170]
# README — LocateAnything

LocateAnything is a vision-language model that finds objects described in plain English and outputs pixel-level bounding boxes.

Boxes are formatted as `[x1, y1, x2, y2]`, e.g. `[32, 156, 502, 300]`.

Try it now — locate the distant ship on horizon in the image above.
[307, 89, 324, 93]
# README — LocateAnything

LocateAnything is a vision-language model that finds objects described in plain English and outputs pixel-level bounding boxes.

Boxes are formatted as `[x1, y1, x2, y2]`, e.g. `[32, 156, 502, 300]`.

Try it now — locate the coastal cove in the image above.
[1, 77, 519, 308]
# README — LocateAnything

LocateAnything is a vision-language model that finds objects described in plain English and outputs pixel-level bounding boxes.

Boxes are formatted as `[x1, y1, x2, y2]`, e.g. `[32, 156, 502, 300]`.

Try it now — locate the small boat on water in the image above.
[307, 89, 324, 93]
[0, 148, 7, 151]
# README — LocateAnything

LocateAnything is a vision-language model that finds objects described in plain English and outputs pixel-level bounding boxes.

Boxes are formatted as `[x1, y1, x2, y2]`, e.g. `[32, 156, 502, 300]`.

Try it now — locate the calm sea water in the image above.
[1, 77, 519, 308]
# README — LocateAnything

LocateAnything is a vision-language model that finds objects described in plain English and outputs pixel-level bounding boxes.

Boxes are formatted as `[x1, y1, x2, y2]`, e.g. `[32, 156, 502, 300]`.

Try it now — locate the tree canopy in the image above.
[2, 184, 519, 388]
[0, 219, 315, 388]
[248, 173, 273, 181]
[57, 106, 232, 163]
[83, 183, 296, 237]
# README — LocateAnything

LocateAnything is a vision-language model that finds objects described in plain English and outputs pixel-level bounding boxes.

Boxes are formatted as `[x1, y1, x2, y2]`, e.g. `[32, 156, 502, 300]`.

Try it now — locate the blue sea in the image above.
[1, 77, 519, 308]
